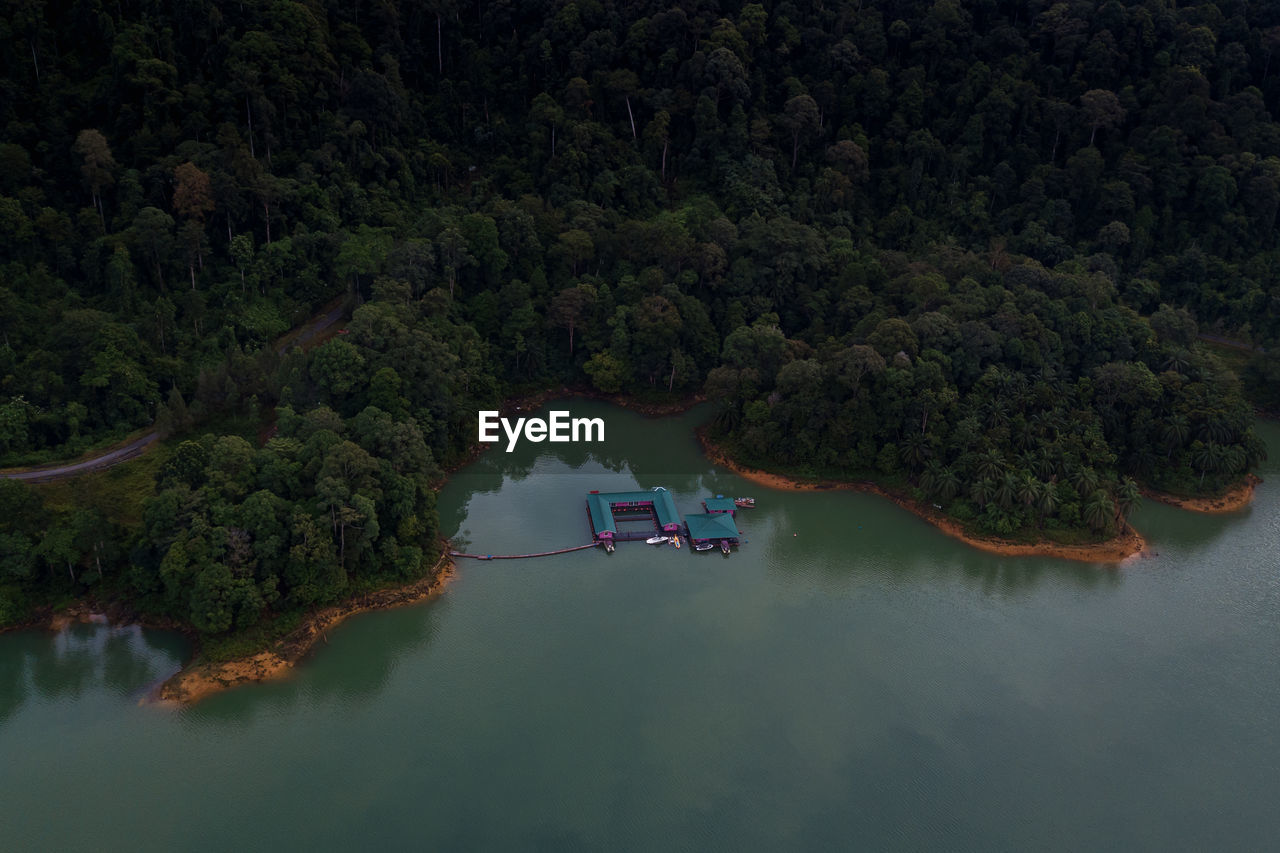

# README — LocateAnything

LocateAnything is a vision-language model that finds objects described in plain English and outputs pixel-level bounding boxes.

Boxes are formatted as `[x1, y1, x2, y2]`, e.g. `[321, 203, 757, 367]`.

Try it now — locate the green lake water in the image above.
[2, 400, 1278, 851]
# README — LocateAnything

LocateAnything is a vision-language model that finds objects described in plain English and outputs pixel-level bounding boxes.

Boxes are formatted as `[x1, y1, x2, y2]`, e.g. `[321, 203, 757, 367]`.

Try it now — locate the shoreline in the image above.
[150, 553, 454, 707]
[16, 391, 1257, 701]
[696, 428, 1148, 564]
[1141, 474, 1261, 514]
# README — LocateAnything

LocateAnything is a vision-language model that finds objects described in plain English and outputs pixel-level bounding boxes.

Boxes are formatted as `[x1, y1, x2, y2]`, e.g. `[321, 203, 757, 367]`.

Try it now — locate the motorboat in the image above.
[694, 541, 715, 552]
[734, 497, 755, 508]
[672, 534, 681, 549]
[646, 535, 669, 545]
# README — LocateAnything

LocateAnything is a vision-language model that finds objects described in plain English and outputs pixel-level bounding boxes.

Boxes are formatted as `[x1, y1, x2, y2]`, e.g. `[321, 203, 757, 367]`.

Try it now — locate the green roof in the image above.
[587, 488, 682, 536]
[684, 512, 740, 541]
[703, 497, 737, 513]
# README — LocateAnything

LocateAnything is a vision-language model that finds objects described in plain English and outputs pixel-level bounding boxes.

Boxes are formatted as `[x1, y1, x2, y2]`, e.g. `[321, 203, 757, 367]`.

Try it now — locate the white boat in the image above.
[646, 535, 669, 545]
[734, 497, 755, 508]
[694, 542, 715, 552]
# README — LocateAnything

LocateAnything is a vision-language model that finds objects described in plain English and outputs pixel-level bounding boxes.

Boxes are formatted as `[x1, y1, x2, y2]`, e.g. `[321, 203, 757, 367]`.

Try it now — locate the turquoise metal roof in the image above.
[586, 493, 616, 536]
[587, 488, 682, 535]
[684, 512, 740, 541]
[703, 497, 737, 513]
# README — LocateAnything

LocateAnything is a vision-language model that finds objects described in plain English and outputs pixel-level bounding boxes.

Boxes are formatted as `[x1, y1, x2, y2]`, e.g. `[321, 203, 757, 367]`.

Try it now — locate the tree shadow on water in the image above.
[0, 622, 187, 722]
[185, 596, 447, 723]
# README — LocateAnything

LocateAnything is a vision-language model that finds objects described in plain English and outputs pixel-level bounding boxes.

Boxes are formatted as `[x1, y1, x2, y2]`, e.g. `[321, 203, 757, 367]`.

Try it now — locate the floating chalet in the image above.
[587, 488, 743, 553]
[682, 512, 741, 550]
[586, 488, 683, 542]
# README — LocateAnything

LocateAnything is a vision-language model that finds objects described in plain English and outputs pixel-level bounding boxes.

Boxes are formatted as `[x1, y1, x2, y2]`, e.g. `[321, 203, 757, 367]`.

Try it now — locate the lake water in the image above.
[2, 400, 1277, 851]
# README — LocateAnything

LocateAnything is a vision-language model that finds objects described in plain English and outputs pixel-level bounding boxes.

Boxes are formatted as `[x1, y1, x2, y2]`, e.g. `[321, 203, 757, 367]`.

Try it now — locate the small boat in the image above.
[672, 534, 681, 549]
[720, 540, 731, 554]
[734, 497, 755, 508]
[646, 535, 669, 545]
[694, 541, 715, 552]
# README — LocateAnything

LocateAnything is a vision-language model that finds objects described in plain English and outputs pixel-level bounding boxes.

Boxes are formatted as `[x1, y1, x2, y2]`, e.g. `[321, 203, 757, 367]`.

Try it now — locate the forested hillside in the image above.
[1, 1, 1276, 632]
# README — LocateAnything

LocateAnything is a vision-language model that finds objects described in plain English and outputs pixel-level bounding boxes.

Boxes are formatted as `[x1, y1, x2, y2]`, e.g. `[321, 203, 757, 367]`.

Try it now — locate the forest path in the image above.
[1, 299, 348, 482]
[0, 431, 159, 482]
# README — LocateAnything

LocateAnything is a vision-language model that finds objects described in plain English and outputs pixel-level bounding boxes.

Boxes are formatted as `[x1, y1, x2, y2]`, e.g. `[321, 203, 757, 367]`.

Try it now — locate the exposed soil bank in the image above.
[697, 429, 1148, 564]
[152, 555, 453, 707]
[1143, 474, 1261, 514]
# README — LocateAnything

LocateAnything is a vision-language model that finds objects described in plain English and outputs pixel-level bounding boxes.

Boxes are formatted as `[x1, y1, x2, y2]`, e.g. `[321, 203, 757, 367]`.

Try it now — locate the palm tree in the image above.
[1161, 348, 1192, 374]
[1083, 488, 1115, 532]
[1205, 418, 1235, 445]
[1224, 444, 1246, 477]
[937, 466, 962, 502]
[1208, 442, 1227, 485]
[1162, 414, 1190, 459]
[983, 398, 1010, 430]
[1192, 441, 1228, 488]
[1069, 465, 1099, 498]
[1032, 448, 1057, 480]
[900, 432, 931, 475]
[970, 478, 995, 509]
[1191, 441, 1213, 487]
[1016, 474, 1041, 510]
[1036, 483, 1060, 527]
[1243, 433, 1268, 470]
[994, 471, 1018, 510]
[919, 459, 943, 496]
[974, 449, 1006, 481]
[1115, 477, 1141, 530]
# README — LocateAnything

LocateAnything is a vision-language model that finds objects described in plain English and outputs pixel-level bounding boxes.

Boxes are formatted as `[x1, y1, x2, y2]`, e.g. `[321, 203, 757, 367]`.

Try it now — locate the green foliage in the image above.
[0, 0, 1275, 634]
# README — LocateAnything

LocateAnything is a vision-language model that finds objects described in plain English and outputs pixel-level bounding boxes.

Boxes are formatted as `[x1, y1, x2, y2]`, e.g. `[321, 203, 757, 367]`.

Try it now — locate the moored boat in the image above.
[734, 497, 755, 508]
[646, 535, 669, 545]
[694, 541, 715, 552]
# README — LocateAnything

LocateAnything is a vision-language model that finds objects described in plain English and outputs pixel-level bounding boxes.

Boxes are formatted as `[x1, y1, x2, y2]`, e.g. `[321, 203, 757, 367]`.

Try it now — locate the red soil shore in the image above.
[697, 430, 1148, 564]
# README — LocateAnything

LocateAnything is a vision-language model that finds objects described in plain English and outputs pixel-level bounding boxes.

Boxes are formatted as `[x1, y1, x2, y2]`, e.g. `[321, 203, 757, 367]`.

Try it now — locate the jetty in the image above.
[450, 542, 602, 560]
[453, 487, 747, 561]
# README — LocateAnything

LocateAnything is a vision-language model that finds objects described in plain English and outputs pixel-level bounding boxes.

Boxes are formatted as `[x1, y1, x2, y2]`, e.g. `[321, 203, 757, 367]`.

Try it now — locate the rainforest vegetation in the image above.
[1, 0, 1277, 632]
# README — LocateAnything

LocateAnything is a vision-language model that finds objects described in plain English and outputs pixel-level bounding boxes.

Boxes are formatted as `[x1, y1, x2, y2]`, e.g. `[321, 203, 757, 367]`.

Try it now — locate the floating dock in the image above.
[683, 512, 741, 550]
[702, 496, 737, 515]
[457, 489, 746, 561]
[586, 488, 682, 542]
[451, 542, 602, 560]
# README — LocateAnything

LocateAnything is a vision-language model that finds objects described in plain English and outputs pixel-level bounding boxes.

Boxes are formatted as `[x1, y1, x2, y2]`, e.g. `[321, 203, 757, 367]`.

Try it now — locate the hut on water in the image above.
[702, 496, 737, 515]
[683, 512, 740, 547]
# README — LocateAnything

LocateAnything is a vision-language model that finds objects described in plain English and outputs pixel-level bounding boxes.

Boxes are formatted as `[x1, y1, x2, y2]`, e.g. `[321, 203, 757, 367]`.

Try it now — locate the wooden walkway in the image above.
[450, 542, 602, 560]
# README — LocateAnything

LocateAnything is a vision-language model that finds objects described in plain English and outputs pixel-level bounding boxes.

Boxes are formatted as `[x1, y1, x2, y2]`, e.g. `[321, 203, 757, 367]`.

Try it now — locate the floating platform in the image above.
[703, 496, 737, 515]
[587, 488, 682, 542]
[451, 542, 602, 560]
[684, 512, 741, 551]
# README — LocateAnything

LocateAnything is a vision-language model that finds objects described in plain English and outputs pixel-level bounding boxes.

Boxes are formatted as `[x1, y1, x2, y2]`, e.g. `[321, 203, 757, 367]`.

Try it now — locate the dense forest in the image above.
[1, 0, 1276, 634]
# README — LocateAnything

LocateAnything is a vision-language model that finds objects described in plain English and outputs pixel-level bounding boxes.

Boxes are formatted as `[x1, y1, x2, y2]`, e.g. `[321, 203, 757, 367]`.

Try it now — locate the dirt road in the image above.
[2, 300, 347, 483]
[0, 431, 159, 483]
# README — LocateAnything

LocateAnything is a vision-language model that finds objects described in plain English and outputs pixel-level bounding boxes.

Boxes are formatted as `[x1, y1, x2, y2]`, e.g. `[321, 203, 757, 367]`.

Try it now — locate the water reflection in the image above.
[185, 597, 446, 722]
[0, 621, 186, 722]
